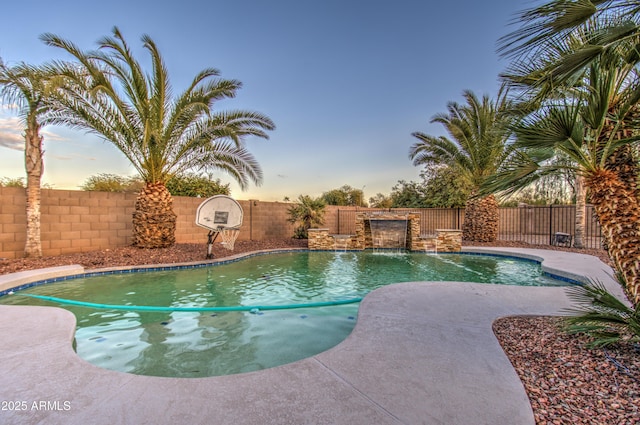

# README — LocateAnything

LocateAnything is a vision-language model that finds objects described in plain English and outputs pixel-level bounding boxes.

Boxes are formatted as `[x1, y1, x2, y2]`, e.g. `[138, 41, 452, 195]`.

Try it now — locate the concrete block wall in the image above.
[240, 200, 297, 241]
[0, 187, 26, 257]
[0, 188, 138, 259]
[0, 188, 299, 259]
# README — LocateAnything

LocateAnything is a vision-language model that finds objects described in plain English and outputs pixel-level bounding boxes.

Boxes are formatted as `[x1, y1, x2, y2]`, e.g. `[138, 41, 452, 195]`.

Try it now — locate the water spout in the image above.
[366, 213, 409, 253]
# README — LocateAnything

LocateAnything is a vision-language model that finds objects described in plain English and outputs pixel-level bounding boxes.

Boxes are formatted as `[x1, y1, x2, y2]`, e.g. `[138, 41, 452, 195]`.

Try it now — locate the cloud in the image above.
[0, 117, 69, 151]
[40, 128, 67, 142]
[0, 117, 24, 150]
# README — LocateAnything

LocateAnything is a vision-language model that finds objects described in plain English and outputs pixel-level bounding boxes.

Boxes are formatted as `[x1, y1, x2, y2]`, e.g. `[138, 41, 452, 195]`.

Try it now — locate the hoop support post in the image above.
[206, 230, 220, 259]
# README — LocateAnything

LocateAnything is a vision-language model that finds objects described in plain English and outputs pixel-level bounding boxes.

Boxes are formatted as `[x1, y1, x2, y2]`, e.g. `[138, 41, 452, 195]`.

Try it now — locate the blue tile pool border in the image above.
[0, 248, 582, 298]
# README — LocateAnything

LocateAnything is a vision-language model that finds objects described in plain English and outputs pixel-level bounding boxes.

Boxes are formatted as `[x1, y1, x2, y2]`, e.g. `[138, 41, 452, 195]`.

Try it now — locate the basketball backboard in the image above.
[195, 195, 243, 231]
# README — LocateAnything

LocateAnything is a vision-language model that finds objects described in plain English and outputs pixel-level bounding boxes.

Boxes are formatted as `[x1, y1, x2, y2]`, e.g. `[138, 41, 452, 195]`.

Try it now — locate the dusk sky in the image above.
[0, 0, 535, 202]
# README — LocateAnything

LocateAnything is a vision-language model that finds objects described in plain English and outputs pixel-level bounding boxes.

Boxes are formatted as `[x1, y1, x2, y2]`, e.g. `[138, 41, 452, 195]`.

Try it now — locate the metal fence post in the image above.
[548, 205, 553, 245]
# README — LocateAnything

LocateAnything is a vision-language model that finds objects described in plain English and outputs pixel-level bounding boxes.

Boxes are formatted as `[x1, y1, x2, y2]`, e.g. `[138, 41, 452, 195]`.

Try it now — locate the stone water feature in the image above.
[360, 212, 410, 250]
[307, 212, 462, 252]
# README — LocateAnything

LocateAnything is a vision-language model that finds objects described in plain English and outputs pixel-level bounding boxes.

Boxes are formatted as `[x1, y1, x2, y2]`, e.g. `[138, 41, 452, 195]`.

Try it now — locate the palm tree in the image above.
[287, 195, 326, 239]
[409, 89, 513, 242]
[495, 9, 640, 301]
[500, 20, 640, 248]
[0, 61, 61, 257]
[40, 27, 274, 248]
[487, 55, 640, 303]
[500, 2, 640, 203]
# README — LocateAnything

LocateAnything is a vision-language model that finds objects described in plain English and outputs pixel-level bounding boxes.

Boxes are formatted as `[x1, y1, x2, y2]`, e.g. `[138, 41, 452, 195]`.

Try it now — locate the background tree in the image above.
[409, 89, 514, 241]
[388, 180, 428, 208]
[321, 185, 367, 206]
[165, 173, 230, 197]
[368, 193, 394, 208]
[43, 27, 274, 248]
[287, 195, 326, 239]
[419, 166, 472, 208]
[0, 61, 62, 257]
[386, 168, 472, 208]
[81, 172, 230, 197]
[81, 173, 144, 192]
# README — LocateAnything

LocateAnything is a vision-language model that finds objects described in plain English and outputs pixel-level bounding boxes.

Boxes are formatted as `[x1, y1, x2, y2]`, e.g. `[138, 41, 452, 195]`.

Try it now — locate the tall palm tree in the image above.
[0, 61, 61, 257]
[496, 6, 640, 301]
[500, 19, 640, 248]
[500, 3, 640, 205]
[41, 27, 274, 248]
[409, 89, 513, 242]
[487, 55, 640, 303]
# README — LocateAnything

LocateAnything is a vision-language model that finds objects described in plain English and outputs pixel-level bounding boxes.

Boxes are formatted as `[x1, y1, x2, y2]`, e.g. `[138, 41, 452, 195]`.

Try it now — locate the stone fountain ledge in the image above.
[309, 211, 462, 252]
[308, 227, 462, 252]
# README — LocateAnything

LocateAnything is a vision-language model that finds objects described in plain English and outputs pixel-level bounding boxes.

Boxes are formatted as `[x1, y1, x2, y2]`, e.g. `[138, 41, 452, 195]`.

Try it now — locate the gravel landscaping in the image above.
[1, 239, 637, 424]
[494, 317, 639, 424]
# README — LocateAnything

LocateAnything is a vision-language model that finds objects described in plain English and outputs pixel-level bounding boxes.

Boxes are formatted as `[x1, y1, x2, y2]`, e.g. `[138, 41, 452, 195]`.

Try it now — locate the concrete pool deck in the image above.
[0, 247, 622, 425]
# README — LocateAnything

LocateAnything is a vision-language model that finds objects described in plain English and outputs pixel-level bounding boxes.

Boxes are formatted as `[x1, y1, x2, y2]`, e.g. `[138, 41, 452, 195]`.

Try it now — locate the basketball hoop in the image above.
[195, 195, 243, 259]
[220, 228, 240, 251]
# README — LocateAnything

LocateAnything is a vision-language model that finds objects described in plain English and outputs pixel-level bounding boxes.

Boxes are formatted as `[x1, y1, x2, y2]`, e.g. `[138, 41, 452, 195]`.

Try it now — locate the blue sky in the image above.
[0, 0, 534, 201]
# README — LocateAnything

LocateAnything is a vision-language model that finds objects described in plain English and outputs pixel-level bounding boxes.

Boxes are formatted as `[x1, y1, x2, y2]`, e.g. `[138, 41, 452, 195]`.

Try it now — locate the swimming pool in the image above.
[0, 251, 569, 378]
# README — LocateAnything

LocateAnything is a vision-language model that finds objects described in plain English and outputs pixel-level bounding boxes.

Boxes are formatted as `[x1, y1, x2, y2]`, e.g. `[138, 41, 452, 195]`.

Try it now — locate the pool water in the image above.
[0, 251, 567, 377]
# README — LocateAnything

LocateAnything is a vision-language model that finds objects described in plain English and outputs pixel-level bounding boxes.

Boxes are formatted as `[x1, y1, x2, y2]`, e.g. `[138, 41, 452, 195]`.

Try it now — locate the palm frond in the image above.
[498, 0, 599, 59]
[192, 141, 263, 190]
[563, 279, 639, 347]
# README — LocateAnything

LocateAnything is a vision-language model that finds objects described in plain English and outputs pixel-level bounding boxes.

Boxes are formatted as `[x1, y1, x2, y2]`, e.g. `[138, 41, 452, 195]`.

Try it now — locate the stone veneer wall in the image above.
[307, 215, 462, 253]
[356, 213, 421, 250]
[435, 230, 462, 252]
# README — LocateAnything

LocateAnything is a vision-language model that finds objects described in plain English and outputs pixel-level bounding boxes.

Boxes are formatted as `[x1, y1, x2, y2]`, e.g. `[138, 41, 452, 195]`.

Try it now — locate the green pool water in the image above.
[0, 251, 567, 378]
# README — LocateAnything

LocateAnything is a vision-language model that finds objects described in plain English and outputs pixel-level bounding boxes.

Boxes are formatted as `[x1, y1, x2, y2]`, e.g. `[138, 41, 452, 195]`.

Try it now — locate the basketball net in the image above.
[220, 228, 240, 251]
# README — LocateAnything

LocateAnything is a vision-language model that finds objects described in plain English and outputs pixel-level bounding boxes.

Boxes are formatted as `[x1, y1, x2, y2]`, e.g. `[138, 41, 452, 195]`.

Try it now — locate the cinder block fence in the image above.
[0, 187, 301, 259]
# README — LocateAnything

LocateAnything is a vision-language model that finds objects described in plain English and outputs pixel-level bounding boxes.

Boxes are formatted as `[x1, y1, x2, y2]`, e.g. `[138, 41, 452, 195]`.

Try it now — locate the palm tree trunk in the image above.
[587, 169, 640, 304]
[606, 144, 639, 201]
[24, 118, 43, 258]
[132, 182, 177, 248]
[573, 175, 586, 249]
[462, 194, 499, 242]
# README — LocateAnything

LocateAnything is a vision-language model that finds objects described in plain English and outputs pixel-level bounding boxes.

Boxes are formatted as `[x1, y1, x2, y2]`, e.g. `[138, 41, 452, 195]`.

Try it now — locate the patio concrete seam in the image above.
[310, 357, 407, 425]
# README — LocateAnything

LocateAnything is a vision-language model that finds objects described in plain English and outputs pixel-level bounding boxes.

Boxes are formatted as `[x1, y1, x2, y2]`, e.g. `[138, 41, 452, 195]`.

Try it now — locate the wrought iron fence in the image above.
[337, 205, 603, 249]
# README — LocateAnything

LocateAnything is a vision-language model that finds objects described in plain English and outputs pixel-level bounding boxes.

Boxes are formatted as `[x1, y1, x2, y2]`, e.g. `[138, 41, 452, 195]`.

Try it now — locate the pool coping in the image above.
[0, 247, 624, 425]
